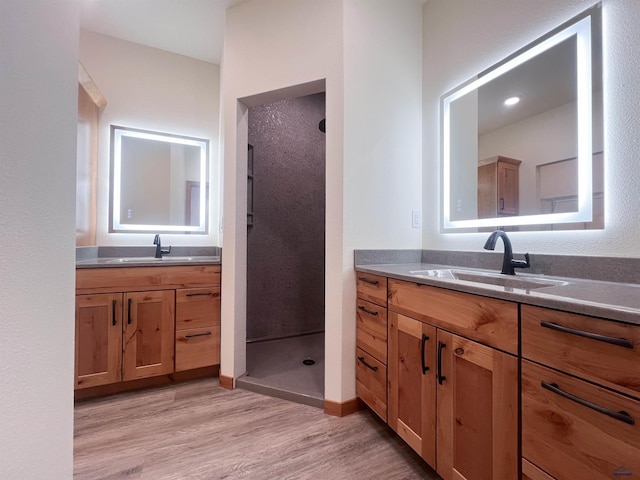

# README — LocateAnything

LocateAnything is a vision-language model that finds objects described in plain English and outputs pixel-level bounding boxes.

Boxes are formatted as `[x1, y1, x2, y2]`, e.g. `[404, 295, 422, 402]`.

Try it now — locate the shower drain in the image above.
[302, 358, 316, 366]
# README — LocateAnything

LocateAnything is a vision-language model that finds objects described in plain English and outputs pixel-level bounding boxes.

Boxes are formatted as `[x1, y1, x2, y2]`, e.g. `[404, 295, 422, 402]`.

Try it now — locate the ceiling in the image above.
[80, 0, 249, 64]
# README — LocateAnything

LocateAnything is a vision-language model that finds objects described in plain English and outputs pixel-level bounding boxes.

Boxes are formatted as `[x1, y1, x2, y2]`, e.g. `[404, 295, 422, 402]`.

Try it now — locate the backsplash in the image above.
[355, 249, 640, 285]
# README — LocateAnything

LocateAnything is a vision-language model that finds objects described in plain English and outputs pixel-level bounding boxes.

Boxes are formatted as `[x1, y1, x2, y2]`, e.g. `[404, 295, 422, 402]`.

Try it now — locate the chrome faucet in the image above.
[483, 230, 530, 275]
[153, 234, 171, 259]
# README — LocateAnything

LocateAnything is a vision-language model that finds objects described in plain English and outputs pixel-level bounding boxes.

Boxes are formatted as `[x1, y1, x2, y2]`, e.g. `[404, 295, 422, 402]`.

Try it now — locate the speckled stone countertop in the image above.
[76, 246, 221, 269]
[356, 262, 640, 326]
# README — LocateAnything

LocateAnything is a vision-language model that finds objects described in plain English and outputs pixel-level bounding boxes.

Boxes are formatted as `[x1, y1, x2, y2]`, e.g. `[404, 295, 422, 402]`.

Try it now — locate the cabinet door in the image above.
[123, 290, 175, 381]
[75, 293, 122, 389]
[388, 312, 437, 466]
[436, 331, 518, 480]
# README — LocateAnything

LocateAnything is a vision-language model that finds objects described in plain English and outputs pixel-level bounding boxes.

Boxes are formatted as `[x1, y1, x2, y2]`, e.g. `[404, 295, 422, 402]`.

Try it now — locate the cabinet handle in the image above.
[112, 300, 117, 326]
[358, 305, 379, 316]
[421, 334, 430, 374]
[185, 331, 212, 339]
[541, 381, 635, 425]
[499, 197, 505, 211]
[186, 291, 213, 297]
[357, 356, 378, 372]
[540, 321, 634, 349]
[127, 298, 132, 325]
[358, 277, 379, 285]
[437, 341, 446, 385]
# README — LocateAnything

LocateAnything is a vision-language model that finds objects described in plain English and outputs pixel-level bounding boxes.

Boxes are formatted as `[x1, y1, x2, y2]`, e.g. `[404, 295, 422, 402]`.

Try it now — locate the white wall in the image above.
[221, 0, 423, 403]
[79, 30, 221, 246]
[220, 0, 344, 398]
[423, 0, 640, 256]
[0, 1, 78, 478]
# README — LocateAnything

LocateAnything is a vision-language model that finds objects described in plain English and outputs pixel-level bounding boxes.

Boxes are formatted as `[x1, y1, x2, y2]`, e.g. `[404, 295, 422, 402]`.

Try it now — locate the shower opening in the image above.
[237, 92, 326, 408]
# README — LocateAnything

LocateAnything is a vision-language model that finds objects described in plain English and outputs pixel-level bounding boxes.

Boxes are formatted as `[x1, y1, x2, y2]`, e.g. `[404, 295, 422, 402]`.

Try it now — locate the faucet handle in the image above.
[512, 252, 531, 269]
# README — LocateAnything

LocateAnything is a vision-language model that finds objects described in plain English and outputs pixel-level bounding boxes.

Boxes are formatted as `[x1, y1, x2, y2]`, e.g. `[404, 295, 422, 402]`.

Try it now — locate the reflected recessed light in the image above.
[504, 96, 521, 106]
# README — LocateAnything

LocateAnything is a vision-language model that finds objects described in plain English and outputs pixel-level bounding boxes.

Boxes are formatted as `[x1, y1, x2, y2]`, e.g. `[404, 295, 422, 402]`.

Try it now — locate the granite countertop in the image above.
[76, 255, 221, 269]
[356, 262, 640, 326]
[76, 246, 221, 269]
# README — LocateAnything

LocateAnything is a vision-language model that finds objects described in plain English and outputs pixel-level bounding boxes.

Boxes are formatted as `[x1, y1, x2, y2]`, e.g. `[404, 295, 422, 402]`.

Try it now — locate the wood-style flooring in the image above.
[74, 378, 439, 479]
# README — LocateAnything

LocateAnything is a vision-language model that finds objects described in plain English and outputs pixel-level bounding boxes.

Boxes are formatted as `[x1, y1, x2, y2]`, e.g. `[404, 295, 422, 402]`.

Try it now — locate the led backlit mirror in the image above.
[110, 125, 209, 234]
[441, 4, 602, 232]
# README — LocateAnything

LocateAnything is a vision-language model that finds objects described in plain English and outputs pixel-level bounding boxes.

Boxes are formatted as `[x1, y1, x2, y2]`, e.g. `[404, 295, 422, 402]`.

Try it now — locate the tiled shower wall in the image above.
[247, 93, 326, 342]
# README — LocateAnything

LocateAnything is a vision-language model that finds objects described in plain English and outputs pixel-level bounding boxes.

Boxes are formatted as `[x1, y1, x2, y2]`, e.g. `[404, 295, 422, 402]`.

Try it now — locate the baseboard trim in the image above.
[219, 374, 234, 390]
[74, 366, 219, 401]
[324, 397, 363, 417]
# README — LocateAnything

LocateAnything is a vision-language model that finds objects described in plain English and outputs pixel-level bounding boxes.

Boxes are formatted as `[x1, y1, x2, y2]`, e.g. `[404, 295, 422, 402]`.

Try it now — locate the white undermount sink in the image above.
[409, 268, 569, 291]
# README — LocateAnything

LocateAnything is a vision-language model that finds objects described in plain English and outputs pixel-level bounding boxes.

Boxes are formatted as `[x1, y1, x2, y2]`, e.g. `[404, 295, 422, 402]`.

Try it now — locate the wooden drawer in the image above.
[356, 347, 387, 421]
[175, 326, 221, 372]
[522, 304, 640, 399]
[388, 279, 518, 354]
[176, 287, 221, 330]
[356, 299, 387, 364]
[522, 360, 640, 480]
[356, 272, 388, 306]
[76, 265, 221, 294]
[522, 459, 555, 480]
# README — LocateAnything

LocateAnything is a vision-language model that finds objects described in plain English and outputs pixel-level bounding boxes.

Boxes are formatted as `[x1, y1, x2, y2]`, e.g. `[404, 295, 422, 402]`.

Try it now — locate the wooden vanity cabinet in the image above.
[75, 289, 175, 388]
[387, 280, 519, 480]
[75, 265, 220, 391]
[521, 304, 640, 479]
[355, 272, 388, 421]
[75, 293, 123, 389]
[175, 287, 221, 371]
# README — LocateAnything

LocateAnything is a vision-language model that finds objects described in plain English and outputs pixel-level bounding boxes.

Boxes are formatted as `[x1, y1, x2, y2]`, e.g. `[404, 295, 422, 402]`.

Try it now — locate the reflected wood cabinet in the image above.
[75, 265, 221, 392]
[478, 155, 521, 219]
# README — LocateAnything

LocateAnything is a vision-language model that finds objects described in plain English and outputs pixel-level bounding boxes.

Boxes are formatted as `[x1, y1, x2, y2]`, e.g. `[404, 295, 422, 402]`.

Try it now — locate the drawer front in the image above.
[356, 299, 388, 364]
[176, 287, 221, 330]
[522, 304, 640, 399]
[175, 326, 221, 372]
[522, 360, 640, 480]
[388, 279, 518, 354]
[522, 459, 555, 480]
[356, 347, 387, 421]
[356, 272, 388, 307]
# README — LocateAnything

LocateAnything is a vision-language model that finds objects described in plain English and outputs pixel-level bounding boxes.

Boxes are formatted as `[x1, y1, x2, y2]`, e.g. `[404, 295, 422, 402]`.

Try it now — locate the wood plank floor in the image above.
[74, 378, 440, 479]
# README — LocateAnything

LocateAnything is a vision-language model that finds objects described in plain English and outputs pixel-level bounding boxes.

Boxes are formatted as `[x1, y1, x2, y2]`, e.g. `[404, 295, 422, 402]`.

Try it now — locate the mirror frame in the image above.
[110, 125, 210, 234]
[441, 5, 600, 231]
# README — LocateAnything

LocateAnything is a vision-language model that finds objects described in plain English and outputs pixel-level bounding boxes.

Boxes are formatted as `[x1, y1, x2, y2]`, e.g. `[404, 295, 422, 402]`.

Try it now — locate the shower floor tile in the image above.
[236, 333, 324, 408]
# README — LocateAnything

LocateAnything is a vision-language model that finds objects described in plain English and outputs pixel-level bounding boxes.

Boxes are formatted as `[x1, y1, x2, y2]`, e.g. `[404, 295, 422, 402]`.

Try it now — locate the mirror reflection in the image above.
[110, 125, 209, 233]
[442, 4, 602, 231]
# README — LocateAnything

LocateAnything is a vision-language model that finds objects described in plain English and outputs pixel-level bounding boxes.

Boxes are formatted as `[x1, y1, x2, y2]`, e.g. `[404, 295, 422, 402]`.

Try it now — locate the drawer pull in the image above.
[357, 356, 378, 372]
[185, 331, 213, 339]
[186, 291, 214, 297]
[358, 277, 379, 285]
[437, 341, 446, 385]
[541, 381, 635, 425]
[421, 334, 430, 374]
[112, 300, 117, 326]
[540, 321, 634, 349]
[358, 305, 379, 316]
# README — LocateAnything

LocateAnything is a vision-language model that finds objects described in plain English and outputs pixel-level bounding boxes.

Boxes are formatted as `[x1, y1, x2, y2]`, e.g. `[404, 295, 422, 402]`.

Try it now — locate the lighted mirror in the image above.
[442, 4, 602, 232]
[110, 125, 209, 234]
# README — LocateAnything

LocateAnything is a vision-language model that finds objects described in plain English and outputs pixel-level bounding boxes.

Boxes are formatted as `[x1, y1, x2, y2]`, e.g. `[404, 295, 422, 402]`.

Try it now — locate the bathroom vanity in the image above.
[355, 260, 640, 480]
[75, 255, 221, 398]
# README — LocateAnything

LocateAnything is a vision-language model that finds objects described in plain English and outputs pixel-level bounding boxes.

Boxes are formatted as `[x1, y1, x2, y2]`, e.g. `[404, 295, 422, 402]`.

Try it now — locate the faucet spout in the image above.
[153, 234, 171, 259]
[483, 230, 530, 275]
